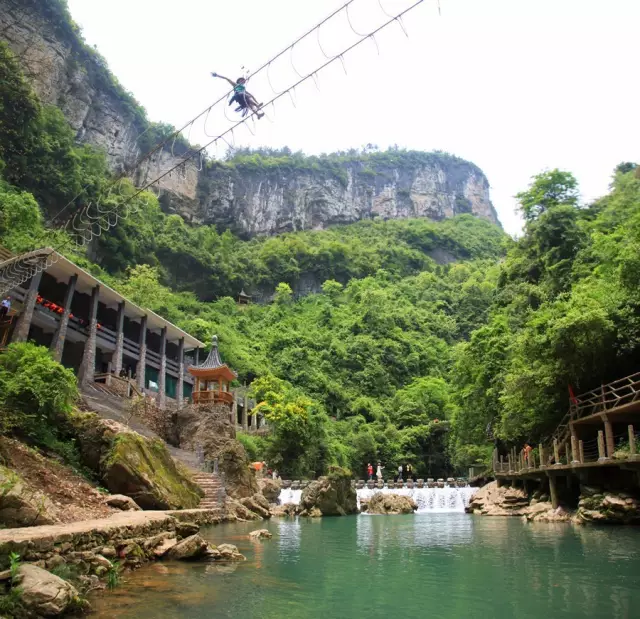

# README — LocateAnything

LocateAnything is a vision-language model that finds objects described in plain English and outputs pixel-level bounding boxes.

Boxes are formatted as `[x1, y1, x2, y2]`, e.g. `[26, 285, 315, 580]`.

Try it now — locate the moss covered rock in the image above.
[74, 415, 202, 510]
[103, 433, 202, 510]
[299, 467, 357, 516]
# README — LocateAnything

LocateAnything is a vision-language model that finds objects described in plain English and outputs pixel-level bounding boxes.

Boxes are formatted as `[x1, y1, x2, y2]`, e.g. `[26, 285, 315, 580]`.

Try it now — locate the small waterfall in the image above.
[278, 488, 302, 505]
[357, 486, 477, 513]
[277, 485, 477, 513]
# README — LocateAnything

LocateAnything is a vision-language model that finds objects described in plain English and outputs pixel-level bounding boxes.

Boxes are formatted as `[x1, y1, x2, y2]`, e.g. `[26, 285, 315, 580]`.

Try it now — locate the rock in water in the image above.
[19, 564, 79, 616]
[240, 494, 272, 519]
[299, 468, 357, 517]
[165, 534, 210, 560]
[466, 481, 530, 516]
[259, 478, 282, 503]
[576, 491, 640, 524]
[249, 529, 273, 539]
[365, 493, 417, 514]
[104, 494, 141, 511]
[216, 543, 246, 561]
[176, 522, 200, 539]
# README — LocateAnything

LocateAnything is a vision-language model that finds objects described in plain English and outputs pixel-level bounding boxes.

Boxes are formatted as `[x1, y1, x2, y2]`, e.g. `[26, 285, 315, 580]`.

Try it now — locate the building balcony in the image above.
[192, 390, 234, 406]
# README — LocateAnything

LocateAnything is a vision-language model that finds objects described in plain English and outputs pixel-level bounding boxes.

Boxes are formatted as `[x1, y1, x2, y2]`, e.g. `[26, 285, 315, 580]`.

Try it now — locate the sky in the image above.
[66, 0, 640, 236]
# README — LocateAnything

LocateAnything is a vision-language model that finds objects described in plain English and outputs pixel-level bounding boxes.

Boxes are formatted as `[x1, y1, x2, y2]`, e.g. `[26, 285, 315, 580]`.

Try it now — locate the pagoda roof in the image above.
[188, 335, 237, 380]
[239, 289, 251, 297]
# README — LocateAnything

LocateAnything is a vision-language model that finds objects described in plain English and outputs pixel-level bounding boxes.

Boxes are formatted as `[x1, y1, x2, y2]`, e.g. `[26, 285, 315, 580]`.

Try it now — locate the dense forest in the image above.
[1, 37, 639, 480]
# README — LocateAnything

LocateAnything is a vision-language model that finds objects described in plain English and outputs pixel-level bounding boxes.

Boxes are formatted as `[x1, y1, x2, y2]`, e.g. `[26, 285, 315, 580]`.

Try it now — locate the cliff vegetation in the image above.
[2, 33, 640, 481]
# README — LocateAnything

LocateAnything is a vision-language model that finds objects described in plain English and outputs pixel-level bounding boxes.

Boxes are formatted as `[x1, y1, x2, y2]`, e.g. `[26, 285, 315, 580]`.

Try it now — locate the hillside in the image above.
[0, 0, 499, 236]
[2, 6, 640, 482]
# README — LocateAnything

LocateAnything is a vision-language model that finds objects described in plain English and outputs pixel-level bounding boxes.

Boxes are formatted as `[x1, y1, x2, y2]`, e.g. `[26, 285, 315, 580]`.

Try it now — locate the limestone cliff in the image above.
[1, 0, 500, 236]
[194, 154, 499, 237]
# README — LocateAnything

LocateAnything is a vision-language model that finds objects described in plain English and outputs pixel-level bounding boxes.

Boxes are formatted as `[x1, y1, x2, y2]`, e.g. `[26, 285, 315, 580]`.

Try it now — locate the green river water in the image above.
[91, 515, 640, 619]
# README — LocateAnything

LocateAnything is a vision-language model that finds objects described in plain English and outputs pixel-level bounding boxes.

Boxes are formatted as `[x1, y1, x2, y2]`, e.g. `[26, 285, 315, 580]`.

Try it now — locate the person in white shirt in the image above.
[0, 296, 11, 320]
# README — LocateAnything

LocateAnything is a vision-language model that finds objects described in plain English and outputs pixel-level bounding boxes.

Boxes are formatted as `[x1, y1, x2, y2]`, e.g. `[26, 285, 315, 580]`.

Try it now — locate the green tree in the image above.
[515, 169, 579, 221]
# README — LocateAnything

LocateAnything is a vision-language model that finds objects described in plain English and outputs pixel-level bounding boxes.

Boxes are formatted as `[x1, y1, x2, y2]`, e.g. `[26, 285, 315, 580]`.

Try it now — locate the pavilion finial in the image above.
[211, 334, 218, 348]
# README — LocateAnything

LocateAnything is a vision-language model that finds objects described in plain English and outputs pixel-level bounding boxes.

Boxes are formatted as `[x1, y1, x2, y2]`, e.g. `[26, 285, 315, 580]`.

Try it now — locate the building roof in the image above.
[188, 335, 237, 380]
[30, 249, 206, 349]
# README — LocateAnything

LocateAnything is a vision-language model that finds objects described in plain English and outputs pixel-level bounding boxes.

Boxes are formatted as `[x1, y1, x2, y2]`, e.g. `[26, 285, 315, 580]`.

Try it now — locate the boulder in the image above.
[0, 466, 56, 527]
[240, 494, 272, 519]
[365, 493, 417, 515]
[104, 494, 141, 511]
[224, 498, 262, 521]
[299, 468, 357, 517]
[176, 522, 200, 539]
[575, 491, 640, 524]
[153, 538, 178, 558]
[216, 543, 246, 561]
[249, 529, 273, 539]
[466, 482, 529, 516]
[259, 477, 282, 503]
[176, 404, 259, 499]
[74, 415, 203, 510]
[270, 503, 298, 517]
[165, 534, 210, 560]
[19, 564, 79, 616]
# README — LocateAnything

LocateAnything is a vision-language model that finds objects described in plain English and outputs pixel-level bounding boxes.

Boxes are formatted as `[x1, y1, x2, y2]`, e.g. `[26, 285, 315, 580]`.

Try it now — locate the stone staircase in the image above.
[192, 472, 226, 509]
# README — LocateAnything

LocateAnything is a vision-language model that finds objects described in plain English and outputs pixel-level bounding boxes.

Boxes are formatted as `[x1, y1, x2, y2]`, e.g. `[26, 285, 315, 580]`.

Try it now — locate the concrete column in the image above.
[51, 274, 77, 362]
[231, 396, 238, 426]
[548, 474, 559, 509]
[241, 396, 249, 431]
[603, 416, 615, 458]
[157, 327, 167, 410]
[629, 425, 636, 456]
[136, 315, 147, 391]
[176, 338, 184, 408]
[597, 430, 607, 461]
[571, 435, 579, 463]
[78, 285, 100, 385]
[12, 271, 43, 343]
[112, 301, 125, 375]
[579, 440, 584, 463]
[553, 439, 560, 465]
[250, 398, 257, 430]
[539, 444, 546, 468]
[194, 347, 200, 365]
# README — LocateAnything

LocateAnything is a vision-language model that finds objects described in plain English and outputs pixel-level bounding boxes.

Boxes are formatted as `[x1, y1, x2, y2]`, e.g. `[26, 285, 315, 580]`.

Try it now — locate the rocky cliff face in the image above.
[194, 156, 498, 237]
[1, 0, 500, 236]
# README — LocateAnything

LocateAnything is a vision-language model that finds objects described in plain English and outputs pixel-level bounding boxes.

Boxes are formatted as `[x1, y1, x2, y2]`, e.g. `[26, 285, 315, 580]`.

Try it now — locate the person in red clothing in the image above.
[367, 463, 373, 480]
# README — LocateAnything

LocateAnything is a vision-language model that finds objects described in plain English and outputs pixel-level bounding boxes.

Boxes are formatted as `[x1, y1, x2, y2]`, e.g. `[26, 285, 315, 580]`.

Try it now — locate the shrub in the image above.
[0, 342, 78, 433]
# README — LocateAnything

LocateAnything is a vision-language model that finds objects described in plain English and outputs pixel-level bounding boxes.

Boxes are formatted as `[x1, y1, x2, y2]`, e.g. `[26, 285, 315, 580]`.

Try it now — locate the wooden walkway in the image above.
[494, 372, 640, 483]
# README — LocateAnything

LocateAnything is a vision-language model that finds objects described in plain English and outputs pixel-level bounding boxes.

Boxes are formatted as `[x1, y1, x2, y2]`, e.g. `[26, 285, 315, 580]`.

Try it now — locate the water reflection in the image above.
[91, 516, 640, 619]
[277, 517, 301, 560]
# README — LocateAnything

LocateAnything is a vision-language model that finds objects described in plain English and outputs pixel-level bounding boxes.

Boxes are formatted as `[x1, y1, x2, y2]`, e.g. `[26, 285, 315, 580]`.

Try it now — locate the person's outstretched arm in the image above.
[211, 72, 236, 88]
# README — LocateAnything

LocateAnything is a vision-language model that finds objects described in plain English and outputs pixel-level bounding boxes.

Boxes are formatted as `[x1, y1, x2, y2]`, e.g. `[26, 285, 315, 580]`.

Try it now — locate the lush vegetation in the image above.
[3, 35, 640, 480]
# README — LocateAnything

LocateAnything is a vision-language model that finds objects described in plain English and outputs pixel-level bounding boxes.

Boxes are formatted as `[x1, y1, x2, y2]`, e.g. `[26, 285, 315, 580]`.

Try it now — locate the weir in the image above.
[278, 485, 477, 513]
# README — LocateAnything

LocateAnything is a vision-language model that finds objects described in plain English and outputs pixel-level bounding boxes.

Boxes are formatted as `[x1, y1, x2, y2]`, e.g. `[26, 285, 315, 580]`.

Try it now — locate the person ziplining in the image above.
[211, 73, 265, 119]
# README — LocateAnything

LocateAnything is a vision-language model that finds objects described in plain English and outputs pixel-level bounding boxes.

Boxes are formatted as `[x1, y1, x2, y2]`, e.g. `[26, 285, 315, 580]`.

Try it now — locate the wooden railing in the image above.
[495, 372, 640, 474]
[94, 373, 143, 399]
[192, 390, 234, 406]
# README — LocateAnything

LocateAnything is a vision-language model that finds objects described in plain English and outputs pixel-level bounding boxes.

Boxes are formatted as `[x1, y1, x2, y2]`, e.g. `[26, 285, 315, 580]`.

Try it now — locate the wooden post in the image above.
[564, 441, 570, 465]
[597, 430, 607, 461]
[499, 455, 504, 472]
[571, 435, 579, 464]
[579, 440, 584, 463]
[493, 448, 498, 472]
[553, 439, 560, 465]
[539, 444, 545, 468]
[629, 425, 636, 456]
[507, 453, 512, 473]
